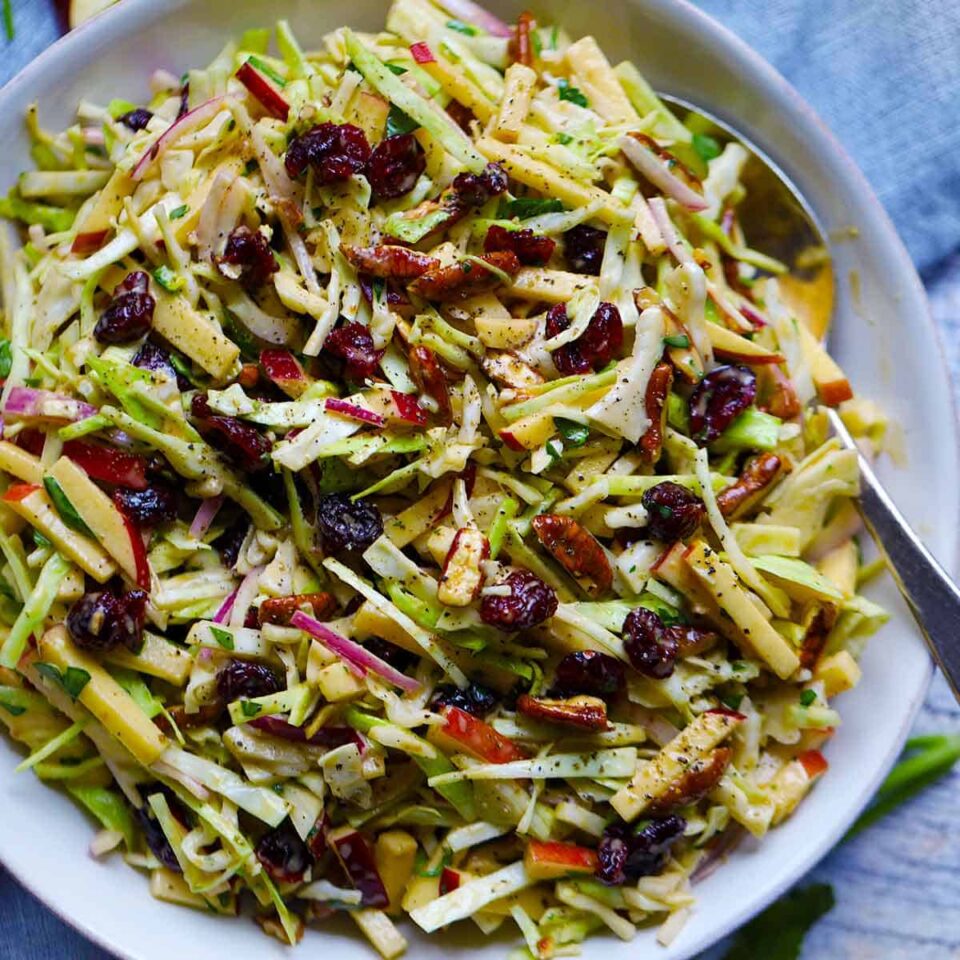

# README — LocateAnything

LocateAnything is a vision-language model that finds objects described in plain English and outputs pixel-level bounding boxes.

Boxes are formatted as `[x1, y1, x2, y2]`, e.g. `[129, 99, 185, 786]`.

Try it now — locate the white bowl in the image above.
[0, 1, 955, 958]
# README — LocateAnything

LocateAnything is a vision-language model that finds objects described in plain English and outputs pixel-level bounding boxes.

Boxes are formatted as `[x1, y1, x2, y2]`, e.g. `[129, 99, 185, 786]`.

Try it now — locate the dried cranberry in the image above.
[133, 341, 174, 377]
[545, 302, 622, 374]
[564, 225, 606, 275]
[94, 271, 155, 344]
[596, 816, 686, 885]
[451, 162, 508, 207]
[623, 607, 678, 679]
[114, 485, 178, 526]
[480, 569, 558, 632]
[364, 637, 417, 672]
[324, 322, 384, 381]
[483, 224, 555, 266]
[365, 133, 426, 200]
[554, 650, 625, 699]
[66, 588, 147, 654]
[190, 394, 271, 473]
[119, 108, 153, 132]
[640, 481, 706, 542]
[315, 493, 383, 554]
[256, 818, 311, 884]
[216, 659, 283, 701]
[446, 101, 476, 132]
[213, 516, 249, 568]
[431, 682, 498, 717]
[218, 225, 277, 289]
[688, 365, 757, 446]
[285, 122, 371, 182]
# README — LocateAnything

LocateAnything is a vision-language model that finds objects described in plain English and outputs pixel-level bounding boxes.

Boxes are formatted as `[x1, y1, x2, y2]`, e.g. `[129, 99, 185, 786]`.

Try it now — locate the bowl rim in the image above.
[0, 1, 955, 958]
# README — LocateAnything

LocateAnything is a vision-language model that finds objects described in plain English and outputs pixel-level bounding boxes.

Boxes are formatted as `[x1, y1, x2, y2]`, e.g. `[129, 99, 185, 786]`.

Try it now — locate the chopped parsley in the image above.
[557, 78, 589, 108]
[209, 626, 235, 651]
[545, 440, 563, 461]
[240, 700, 262, 718]
[0, 338, 11, 380]
[2, 0, 12, 42]
[168, 204, 189, 220]
[799, 689, 817, 707]
[445, 19, 476, 35]
[152, 265, 184, 293]
[496, 197, 565, 220]
[553, 131, 574, 146]
[34, 663, 91, 700]
[554, 417, 590, 447]
[386, 104, 419, 138]
[42, 477, 93, 537]
[663, 333, 691, 349]
[692, 132, 722, 163]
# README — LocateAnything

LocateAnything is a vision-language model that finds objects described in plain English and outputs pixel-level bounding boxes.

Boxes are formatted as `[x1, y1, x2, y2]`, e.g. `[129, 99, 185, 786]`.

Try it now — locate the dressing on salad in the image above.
[0, 1, 888, 956]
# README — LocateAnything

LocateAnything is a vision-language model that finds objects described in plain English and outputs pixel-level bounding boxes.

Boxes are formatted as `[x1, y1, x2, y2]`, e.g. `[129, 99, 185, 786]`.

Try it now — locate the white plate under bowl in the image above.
[0, 1, 955, 958]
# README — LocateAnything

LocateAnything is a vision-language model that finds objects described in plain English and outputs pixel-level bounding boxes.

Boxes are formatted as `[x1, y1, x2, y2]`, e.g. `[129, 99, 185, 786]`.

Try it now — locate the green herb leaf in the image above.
[799, 689, 817, 707]
[554, 417, 589, 447]
[152, 265, 185, 293]
[385, 62, 408, 76]
[531, 30, 543, 58]
[42, 477, 93, 537]
[34, 662, 91, 700]
[545, 441, 563, 461]
[553, 132, 573, 146]
[32, 530, 52, 549]
[446, 18, 476, 35]
[209, 626, 235, 651]
[2, 0, 13, 42]
[663, 333, 690, 349]
[722, 884, 835, 960]
[414, 848, 453, 877]
[0, 339, 12, 380]
[386, 104, 419, 138]
[557, 78, 589, 108]
[247, 55, 287, 87]
[0, 697, 25, 716]
[692, 132, 722, 163]
[169, 352, 197, 386]
[719, 692, 743, 712]
[496, 197, 565, 220]
[169, 204, 189, 220]
[240, 700, 262, 718]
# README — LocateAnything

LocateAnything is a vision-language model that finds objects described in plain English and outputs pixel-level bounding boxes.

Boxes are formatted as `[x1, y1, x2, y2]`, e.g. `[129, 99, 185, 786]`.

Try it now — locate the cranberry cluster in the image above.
[545, 301, 623, 375]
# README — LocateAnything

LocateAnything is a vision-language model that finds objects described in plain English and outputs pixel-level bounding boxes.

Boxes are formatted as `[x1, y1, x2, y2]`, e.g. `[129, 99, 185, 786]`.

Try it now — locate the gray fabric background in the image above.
[1, 1, 959, 957]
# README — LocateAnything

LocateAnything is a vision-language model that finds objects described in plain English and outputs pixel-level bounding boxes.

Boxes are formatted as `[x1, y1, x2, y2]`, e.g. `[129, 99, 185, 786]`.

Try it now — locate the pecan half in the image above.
[156, 701, 222, 734]
[639, 361, 674, 464]
[510, 11, 536, 66]
[259, 592, 338, 626]
[341, 244, 438, 280]
[668, 624, 720, 658]
[758, 364, 802, 420]
[716, 453, 786, 519]
[798, 603, 839, 670]
[409, 345, 452, 425]
[531, 514, 613, 596]
[647, 746, 732, 813]
[516, 693, 609, 730]
[408, 251, 521, 302]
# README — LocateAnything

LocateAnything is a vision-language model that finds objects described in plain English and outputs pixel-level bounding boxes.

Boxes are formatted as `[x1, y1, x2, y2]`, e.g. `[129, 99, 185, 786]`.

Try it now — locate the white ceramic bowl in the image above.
[0, 1, 955, 958]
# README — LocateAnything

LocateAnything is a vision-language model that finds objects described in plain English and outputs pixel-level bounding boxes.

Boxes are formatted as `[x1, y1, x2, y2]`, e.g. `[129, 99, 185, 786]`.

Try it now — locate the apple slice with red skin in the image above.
[798, 749, 829, 779]
[71, 229, 110, 255]
[326, 825, 390, 908]
[428, 705, 528, 763]
[235, 61, 290, 121]
[260, 349, 310, 398]
[63, 440, 149, 490]
[439, 866, 462, 896]
[113, 495, 151, 590]
[523, 840, 599, 880]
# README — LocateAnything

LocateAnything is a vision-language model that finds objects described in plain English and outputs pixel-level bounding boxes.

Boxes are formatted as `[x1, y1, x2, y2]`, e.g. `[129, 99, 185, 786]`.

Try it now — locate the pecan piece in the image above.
[408, 251, 520, 302]
[798, 603, 839, 670]
[716, 453, 786, 518]
[156, 701, 222, 734]
[758, 364, 802, 420]
[531, 514, 613, 596]
[647, 746, 732, 813]
[341, 244, 438, 280]
[408, 345, 452, 425]
[259, 592, 338, 626]
[516, 693, 609, 730]
[639, 361, 674, 464]
[510, 11, 536, 66]
[668, 624, 720, 658]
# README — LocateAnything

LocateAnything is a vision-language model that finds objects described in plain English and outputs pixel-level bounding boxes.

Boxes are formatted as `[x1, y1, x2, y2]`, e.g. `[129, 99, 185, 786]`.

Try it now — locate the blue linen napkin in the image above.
[1, 1, 959, 958]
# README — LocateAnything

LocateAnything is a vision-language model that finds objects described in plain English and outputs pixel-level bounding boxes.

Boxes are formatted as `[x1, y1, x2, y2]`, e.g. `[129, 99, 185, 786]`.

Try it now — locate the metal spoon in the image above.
[661, 94, 960, 703]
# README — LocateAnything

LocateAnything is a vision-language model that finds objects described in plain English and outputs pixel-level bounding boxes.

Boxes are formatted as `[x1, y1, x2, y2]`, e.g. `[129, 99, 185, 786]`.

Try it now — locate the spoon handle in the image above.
[827, 409, 960, 702]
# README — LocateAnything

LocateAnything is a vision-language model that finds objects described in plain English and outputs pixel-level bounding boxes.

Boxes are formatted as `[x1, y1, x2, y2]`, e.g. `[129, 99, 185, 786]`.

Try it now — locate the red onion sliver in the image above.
[133, 96, 226, 181]
[212, 584, 239, 625]
[4, 387, 97, 422]
[325, 397, 386, 427]
[706, 280, 755, 334]
[189, 495, 224, 540]
[619, 135, 709, 212]
[435, 0, 513, 37]
[229, 565, 264, 629]
[290, 610, 421, 693]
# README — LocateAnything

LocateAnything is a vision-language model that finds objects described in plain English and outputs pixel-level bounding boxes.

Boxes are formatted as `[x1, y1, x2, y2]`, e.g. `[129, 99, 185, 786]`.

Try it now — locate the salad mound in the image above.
[0, 2, 888, 956]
